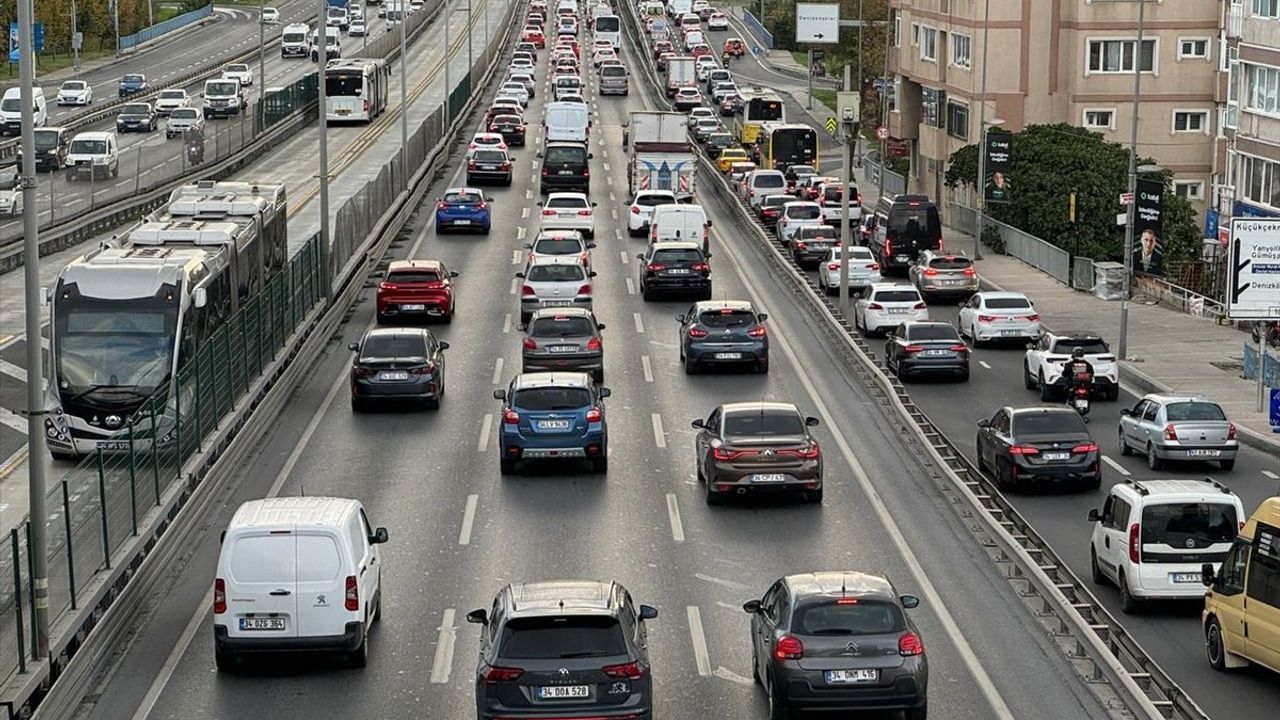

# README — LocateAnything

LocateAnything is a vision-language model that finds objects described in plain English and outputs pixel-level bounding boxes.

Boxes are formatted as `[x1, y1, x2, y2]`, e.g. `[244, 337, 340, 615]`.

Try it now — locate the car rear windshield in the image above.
[653, 248, 703, 263]
[473, 150, 506, 163]
[798, 227, 834, 239]
[1052, 338, 1108, 354]
[444, 190, 482, 204]
[907, 325, 960, 341]
[513, 386, 592, 410]
[499, 616, 626, 659]
[761, 196, 789, 208]
[1011, 412, 1087, 436]
[929, 256, 972, 270]
[886, 205, 941, 238]
[822, 185, 855, 202]
[547, 197, 589, 209]
[530, 316, 594, 337]
[387, 270, 440, 284]
[699, 309, 755, 327]
[872, 290, 921, 303]
[534, 238, 582, 255]
[635, 194, 675, 207]
[494, 115, 522, 125]
[527, 264, 586, 282]
[159, 90, 184, 99]
[1142, 503, 1239, 548]
[1165, 402, 1227, 422]
[724, 410, 804, 437]
[601, 66, 626, 77]
[361, 335, 426, 358]
[786, 204, 822, 219]
[63, 81, 87, 90]
[545, 147, 587, 165]
[985, 297, 1031, 309]
[794, 601, 906, 636]
[753, 174, 785, 189]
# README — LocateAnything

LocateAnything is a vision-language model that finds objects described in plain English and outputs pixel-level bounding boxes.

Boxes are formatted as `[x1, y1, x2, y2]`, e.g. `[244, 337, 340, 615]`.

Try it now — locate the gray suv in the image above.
[598, 63, 629, 95]
[467, 580, 658, 720]
[744, 572, 928, 719]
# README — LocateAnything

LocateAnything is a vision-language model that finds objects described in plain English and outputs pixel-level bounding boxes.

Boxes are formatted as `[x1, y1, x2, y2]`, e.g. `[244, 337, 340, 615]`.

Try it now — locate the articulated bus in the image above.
[735, 88, 784, 145]
[44, 181, 288, 459]
[760, 122, 818, 171]
[325, 58, 391, 123]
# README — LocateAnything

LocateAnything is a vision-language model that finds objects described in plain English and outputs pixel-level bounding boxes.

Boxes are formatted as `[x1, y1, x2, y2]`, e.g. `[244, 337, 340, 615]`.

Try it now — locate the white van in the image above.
[0, 86, 47, 136]
[214, 497, 389, 670]
[281, 22, 311, 58]
[649, 202, 711, 250]
[65, 131, 119, 181]
[553, 75, 583, 101]
[202, 77, 244, 119]
[543, 101, 590, 143]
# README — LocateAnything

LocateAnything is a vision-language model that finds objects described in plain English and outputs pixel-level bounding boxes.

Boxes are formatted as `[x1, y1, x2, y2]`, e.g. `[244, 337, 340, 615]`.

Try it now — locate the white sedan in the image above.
[540, 192, 597, 239]
[498, 82, 530, 107]
[56, 80, 93, 106]
[817, 245, 882, 295]
[628, 189, 678, 236]
[261, 6, 280, 23]
[957, 291, 1041, 346]
[707, 12, 729, 30]
[854, 284, 929, 336]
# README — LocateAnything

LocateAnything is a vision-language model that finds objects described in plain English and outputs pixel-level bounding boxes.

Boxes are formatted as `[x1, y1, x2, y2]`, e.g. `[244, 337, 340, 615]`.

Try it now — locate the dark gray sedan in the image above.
[521, 307, 606, 381]
[884, 321, 970, 381]
[693, 401, 823, 504]
[745, 572, 928, 719]
[678, 300, 769, 373]
[348, 327, 448, 411]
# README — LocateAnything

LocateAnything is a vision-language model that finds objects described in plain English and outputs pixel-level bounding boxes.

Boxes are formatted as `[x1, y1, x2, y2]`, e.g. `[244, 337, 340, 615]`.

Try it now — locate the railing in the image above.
[1227, 0, 1244, 38]
[742, 10, 774, 50]
[949, 202, 1072, 284]
[1241, 342, 1280, 387]
[119, 3, 215, 52]
[865, 159, 907, 196]
[1133, 274, 1227, 320]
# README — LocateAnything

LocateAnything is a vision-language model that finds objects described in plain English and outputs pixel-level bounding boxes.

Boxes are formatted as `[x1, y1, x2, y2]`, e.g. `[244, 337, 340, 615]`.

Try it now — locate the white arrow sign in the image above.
[795, 3, 840, 44]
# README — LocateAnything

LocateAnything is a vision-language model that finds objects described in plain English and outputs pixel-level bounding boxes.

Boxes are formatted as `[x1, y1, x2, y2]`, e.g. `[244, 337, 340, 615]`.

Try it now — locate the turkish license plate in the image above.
[886, 308, 908, 314]
[240, 617, 286, 631]
[895, 255, 909, 262]
[559, 170, 574, 174]
[453, 219, 472, 225]
[1043, 452, 1070, 461]
[1000, 330, 1020, 336]
[548, 345, 577, 353]
[544, 300, 573, 307]
[401, 304, 426, 311]
[481, 165, 497, 170]
[826, 669, 878, 684]
[1171, 572, 1202, 583]
[666, 268, 690, 275]
[922, 349, 948, 356]
[1073, 398, 1090, 410]
[749, 474, 787, 483]
[97, 440, 131, 451]
[538, 685, 590, 699]
[378, 371, 410, 381]
[337, 109, 350, 115]
[1188, 449, 1220, 457]
[714, 352, 742, 360]
[536, 419, 572, 431]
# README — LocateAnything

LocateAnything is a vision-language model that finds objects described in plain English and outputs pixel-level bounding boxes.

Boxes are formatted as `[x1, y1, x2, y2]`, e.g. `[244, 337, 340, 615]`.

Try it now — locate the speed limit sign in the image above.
[875, 125, 890, 141]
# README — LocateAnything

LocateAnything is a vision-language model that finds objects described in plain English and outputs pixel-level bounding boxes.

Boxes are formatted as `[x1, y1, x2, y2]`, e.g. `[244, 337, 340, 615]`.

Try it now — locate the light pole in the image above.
[876, 13, 891, 201]
[838, 108, 857, 320]
[467, 0, 474, 76]
[113, 0, 121, 55]
[317, 0, 331, 297]
[972, 0, 992, 261]
[71, 0, 81, 74]
[399, 0, 408, 184]
[1118, 0, 1149, 361]
[258, 0, 267, 99]
[445, 0, 452, 120]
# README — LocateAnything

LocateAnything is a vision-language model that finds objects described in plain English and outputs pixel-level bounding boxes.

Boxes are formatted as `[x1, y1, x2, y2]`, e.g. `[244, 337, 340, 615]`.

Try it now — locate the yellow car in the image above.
[717, 148, 750, 173]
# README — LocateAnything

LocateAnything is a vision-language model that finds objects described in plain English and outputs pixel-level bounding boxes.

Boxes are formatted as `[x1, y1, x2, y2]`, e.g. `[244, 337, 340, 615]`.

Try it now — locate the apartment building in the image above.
[1216, 0, 1280, 232]
[886, 0, 1219, 217]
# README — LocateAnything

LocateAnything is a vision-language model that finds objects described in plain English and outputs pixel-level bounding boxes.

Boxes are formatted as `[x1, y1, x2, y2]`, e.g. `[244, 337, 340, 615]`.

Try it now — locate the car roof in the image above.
[512, 371, 593, 390]
[545, 191, 589, 201]
[650, 240, 702, 251]
[229, 496, 359, 530]
[692, 300, 754, 312]
[784, 571, 897, 601]
[721, 401, 800, 415]
[528, 254, 587, 266]
[1112, 478, 1238, 502]
[1141, 393, 1218, 405]
[73, 131, 114, 140]
[364, 327, 430, 340]
[1047, 330, 1104, 340]
[1006, 406, 1080, 418]
[387, 259, 442, 272]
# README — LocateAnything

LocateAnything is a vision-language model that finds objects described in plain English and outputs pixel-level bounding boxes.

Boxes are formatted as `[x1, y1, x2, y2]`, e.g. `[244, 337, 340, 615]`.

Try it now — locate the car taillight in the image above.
[688, 327, 709, 338]
[868, 263, 880, 271]
[867, 302, 884, 310]
[577, 209, 592, 216]
[602, 661, 644, 679]
[747, 325, 766, 338]
[410, 363, 436, 375]
[950, 344, 969, 353]
[501, 161, 511, 170]
[436, 201, 448, 210]
[577, 284, 592, 295]
[214, 578, 226, 614]
[712, 447, 742, 461]
[977, 315, 997, 323]
[468, 160, 477, 169]
[630, 205, 641, 214]
[827, 262, 840, 271]
[963, 267, 977, 276]
[521, 285, 536, 296]
[1009, 445, 1040, 455]
[484, 665, 525, 682]
[774, 635, 804, 660]
[1227, 422, 1237, 440]
[1128, 523, 1141, 564]
[898, 631, 924, 656]
[794, 241, 807, 250]
[345, 575, 359, 611]
[541, 166, 549, 176]
[883, 239, 892, 256]
[523, 338, 537, 350]
[782, 443, 820, 459]
[1026, 314, 1040, 322]
[542, 209, 556, 215]
[692, 262, 710, 272]
[1163, 423, 1178, 441]
[362, 99, 369, 113]
[379, 282, 398, 291]
[646, 263, 666, 272]
[901, 344, 925, 353]
[586, 336, 602, 351]
[1072, 442, 1099, 453]
[353, 367, 376, 379]
[477, 201, 487, 210]
[503, 409, 520, 425]
[586, 406, 602, 422]
[923, 268, 939, 276]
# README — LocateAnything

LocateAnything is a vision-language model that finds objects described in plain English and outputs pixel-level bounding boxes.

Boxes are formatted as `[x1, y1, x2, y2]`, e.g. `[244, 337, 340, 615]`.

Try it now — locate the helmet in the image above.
[1071, 347, 1085, 359]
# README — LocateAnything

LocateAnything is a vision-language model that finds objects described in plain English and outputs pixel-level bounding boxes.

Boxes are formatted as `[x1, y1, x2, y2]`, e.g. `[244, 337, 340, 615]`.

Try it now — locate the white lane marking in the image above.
[609, 192, 616, 202]
[666, 493, 685, 542]
[614, 228, 623, 241]
[620, 250, 630, 264]
[606, 175, 613, 185]
[634, 313, 645, 334]
[458, 495, 479, 546]
[602, 150, 608, 158]
[611, 208, 618, 220]
[626, 277, 636, 295]
[641, 355, 653, 382]
[521, 206, 530, 219]
[511, 250, 522, 264]
[651, 413, 666, 448]
[1263, 470, 1279, 480]
[0, 358, 27, 383]
[525, 188, 532, 200]
[477, 414, 493, 453]
[714, 666, 755, 685]
[509, 277, 519, 295]
[0, 407, 28, 434]
[1101, 455, 1131, 477]
[492, 358, 504, 385]
[530, 173, 538, 183]
[602, 162, 610, 171]
[714, 225, 1017, 720]
[516, 226, 526, 240]
[687, 606, 711, 676]
[695, 572, 752, 591]
[503, 313, 513, 334]
[429, 608, 458, 684]
[979, 360, 992, 370]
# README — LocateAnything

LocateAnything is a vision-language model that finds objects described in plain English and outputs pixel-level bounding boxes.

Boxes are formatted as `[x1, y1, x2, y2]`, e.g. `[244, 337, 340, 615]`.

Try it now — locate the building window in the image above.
[1173, 110, 1210, 133]
[920, 26, 937, 62]
[1246, 63, 1280, 115]
[921, 87, 946, 129]
[1240, 153, 1280, 209]
[911, 22, 920, 47]
[946, 101, 969, 140]
[951, 33, 972, 69]
[1253, 0, 1279, 18]
[1226, 48, 1240, 128]
[1082, 108, 1115, 130]
[893, 13, 901, 47]
[1178, 38, 1209, 59]
[1174, 181, 1205, 201]
[1087, 39, 1156, 73]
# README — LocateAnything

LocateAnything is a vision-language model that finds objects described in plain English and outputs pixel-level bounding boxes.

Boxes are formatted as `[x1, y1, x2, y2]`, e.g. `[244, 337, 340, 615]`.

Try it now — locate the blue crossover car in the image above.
[494, 372, 609, 475]
[435, 186, 491, 233]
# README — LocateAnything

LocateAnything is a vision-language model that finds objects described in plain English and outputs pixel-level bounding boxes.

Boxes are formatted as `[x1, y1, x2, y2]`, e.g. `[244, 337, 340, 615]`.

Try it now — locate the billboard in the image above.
[1133, 178, 1164, 277]
[983, 129, 1012, 203]
[8, 22, 45, 63]
[795, 3, 839, 44]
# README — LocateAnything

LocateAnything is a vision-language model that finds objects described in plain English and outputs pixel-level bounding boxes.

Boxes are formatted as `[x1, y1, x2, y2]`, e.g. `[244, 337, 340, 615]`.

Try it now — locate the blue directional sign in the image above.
[1271, 388, 1280, 432]
[8, 22, 44, 63]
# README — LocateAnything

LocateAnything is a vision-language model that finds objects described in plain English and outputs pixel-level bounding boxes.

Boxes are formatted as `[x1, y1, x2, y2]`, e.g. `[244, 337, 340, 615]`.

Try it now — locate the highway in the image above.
[59, 15, 1118, 720]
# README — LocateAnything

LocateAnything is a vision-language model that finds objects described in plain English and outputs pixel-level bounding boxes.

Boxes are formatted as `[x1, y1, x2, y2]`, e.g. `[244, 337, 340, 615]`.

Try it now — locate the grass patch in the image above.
[2, 48, 115, 79]
[812, 88, 836, 112]
[790, 51, 807, 67]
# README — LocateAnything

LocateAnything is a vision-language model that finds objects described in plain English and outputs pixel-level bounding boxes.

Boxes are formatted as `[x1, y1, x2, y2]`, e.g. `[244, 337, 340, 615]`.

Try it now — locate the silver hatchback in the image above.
[1118, 394, 1239, 470]
[517, 256, 595, 323]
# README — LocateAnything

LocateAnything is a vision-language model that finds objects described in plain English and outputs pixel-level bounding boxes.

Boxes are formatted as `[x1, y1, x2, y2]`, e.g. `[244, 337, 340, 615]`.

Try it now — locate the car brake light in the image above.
[1009, 445, 1040, 455]
[692, 262, 710, 272]
[781, 443, 820, 459]
[522, 338, 537, 350]
[484, 665, 525, 682]
[1129, 523, 1141, 564]
[1163, 423, 1178, 441]
[950, 344, 969, 353]
[436, 201, 448, 210]
[898, 631, 924, 656]
[827, 262, 840, 271]
[647, 262, 666, 272]
[923, 268, 939, 276]
[345, 575, 359, 611]
[977, 315, 997, 323]
[747, 325, 766, 338]
[901, 344, 925, 353]
[379, 281, 398, 291]
[1072, 442, 1099, 453]
[774, 635, 804, 660]
[794, 241, 807, 250]
[913, 302, 928, 310]
[712, 447, 742, 461]
[503, 409, 520, 425]
[867, 302, 884, 310]
[542, 209, 556, 215]
[468, 160, 476, 169]
[214, 578, 226, 614]
[587, 336, 602, 351]
[602, 661, 644, 679]
[630, 205, 641, 214]
[883, 239, 892, 256]
[963, 267, 977, 276]
[521, 285, 536, 296]
[586, 406, 602, 422]
[1026, 314, 1041, 322]
[868, 262, 880, 271]
[1227, 422, 1237, 440]
[577, 284, 592, 295]
[577, 209, 592, 216]
[501, 161, 511, 170]
[688, 327, 708, 338]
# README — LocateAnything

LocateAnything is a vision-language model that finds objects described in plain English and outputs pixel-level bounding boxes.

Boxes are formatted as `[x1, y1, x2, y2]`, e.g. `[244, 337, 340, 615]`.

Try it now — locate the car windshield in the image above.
[798, 227, 834, 239]
[386, 270, 440, 284]
[1052, 338, 1108, 354]
[499, 616, 625, 659]
[62, 81, 87, 90]
[284, 31, 306, 42]
[724, 410, 804, 437]
[907, 325, 960, 341]
[206, 81, 237, 96]
[69, 139, 107, 154]
[1011, 412, 1087, 436]
[794, 601, 906, 636]
[786, 205, 822, 219]
[121, 104, 149, 115]
[527, 264, 585, 282]
[122, 75, 143, 83]
[444, 190, 483, 204]
[159, 90, 185, 99]
[985, 296, 1031, 309]
[0, 98, 20, 112]
[534, 238, 582, 254]
[1165, 402, 1227, 422]
[635, 194, 674, 207]
[227, 64, 248, 73]
[171, 109, 198, 120]
[360, 335, 426, 358]
[872, 290, 921, 303]
[513, 386, 592, 410]
[530, 316, 594, 337]
[699, 309, 755, 327]
[753, 174, 785, 189]
[33, 130, 59, 149]
[929, 256, 972, 270]
[1142, 503, 1239, 548]
[56, 307, 174, 392]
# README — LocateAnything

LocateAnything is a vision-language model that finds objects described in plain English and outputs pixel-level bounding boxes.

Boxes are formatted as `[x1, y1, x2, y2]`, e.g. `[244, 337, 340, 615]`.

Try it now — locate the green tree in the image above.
[944, 123, 1201, 264]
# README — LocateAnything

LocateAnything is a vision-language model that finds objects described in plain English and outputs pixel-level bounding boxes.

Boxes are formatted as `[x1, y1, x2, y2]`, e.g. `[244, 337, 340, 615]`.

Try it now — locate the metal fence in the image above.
[865, 159, 907, 197]
[741, 10, 774, 50]
[1242, 342, 1280, 387]
[948, 202, 1072, 284]
[0, 235, 323, 685]
[119, 4, 215, 52]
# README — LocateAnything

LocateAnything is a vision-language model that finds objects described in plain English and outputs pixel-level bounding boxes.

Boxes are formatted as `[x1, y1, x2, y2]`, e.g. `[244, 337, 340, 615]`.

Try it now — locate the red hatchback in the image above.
[522, 27, 545, 47]
[376, 259, 459, 324]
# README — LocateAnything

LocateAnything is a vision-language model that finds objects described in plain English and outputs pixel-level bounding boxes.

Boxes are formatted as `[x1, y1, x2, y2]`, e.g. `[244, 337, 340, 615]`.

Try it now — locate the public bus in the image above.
[593, 14, 620, 46]
[324, 58, 391, 123]
[760, 122, 818, 171]
[735, 88, 785, 144]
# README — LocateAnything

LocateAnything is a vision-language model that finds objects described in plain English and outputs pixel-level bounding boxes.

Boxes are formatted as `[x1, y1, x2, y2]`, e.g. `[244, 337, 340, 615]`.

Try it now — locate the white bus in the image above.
[324, 58, 391, 123]
[593, 14, 620, 46]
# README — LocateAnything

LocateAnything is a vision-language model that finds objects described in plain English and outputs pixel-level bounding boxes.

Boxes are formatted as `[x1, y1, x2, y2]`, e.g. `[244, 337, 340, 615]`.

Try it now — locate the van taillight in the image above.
[1128, 523, 1141, 564]
[345, 575, 359, 611]
[883, 239, 892, 256]
[214, 578, 226, 614]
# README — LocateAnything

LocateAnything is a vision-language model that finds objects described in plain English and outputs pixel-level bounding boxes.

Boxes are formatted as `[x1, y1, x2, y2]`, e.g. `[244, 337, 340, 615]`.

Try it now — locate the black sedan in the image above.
[466, 148, 512, 185]
[521, 307, 606, 381]
[693, 401, 823, 504]
[677, 300, 769, 374]
[348, 327, 448, 411]
[884, 321, 970, 381]
[976, 406, 1101, 491]
[116, 102, 157, 133]
[705, 131, 735, 159]
[489, 114, 526, 146]
[638, 241, 711, 301]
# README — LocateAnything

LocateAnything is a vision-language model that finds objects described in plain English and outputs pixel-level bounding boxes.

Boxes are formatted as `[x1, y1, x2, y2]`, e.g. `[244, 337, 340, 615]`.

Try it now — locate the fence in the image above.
[949, 202, 1072, 284]
[864, 159, 907, 197]
[1242, 342, 1280, 387]
[0, 235, 324, 686]
[741, 10, 774, 50]
[119, 3, 215, 52]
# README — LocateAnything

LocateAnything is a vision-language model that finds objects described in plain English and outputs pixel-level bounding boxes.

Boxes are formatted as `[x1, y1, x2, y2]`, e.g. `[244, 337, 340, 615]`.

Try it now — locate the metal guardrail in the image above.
[741, 10, 774, 50]
[119, 3, 215, 51]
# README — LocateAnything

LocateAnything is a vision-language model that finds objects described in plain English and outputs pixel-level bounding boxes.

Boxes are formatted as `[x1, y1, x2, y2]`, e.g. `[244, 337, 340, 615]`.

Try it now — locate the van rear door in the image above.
[226, 531, 298, 639]
[885, 202, 942, 263]
[294, 530, 353, 637]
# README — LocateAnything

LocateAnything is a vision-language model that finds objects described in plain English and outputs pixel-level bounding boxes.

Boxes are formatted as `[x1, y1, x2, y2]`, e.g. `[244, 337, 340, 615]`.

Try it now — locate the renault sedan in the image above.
[693, 402, 823, 504]
[677, 301, 768, 374]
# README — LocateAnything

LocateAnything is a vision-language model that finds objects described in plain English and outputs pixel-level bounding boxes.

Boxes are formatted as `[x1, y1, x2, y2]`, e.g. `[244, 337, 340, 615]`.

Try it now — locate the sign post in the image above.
[1227, 217, 1280, 412]
[796, 4, 838, 112]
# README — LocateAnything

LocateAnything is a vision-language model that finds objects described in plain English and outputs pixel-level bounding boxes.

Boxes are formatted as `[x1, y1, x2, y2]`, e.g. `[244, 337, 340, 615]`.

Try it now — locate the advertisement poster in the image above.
[1133, 177, 1164, 276]
[984, 129, 1012, 203]
[811, 49, 826, 78]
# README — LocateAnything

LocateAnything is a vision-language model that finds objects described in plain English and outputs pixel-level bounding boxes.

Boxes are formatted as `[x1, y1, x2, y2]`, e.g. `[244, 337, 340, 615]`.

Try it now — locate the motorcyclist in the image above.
[1063, 347, 1094, 397]
[721, 51, 731, 66]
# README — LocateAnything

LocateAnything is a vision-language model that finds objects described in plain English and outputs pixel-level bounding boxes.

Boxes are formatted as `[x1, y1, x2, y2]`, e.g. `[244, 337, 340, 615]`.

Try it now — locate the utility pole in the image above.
[467, 0, 474, 77]
[839, 111, 856, 320]
[71, 0, 81, 74]
[1118, 0, 1148, 361]
[445, 0, 452, 119]
[854, 0, 863, 168]
[399, 0, 408, 185]
[806, 46, 813, 110]
[16, 0, 51, 662]
[317, 0, 331, 297]
[258, 0, 267, 99]
[972, 0, 992, 261]
[148, 0, 154, 26]
[876, 15, 890, 201]
[113, 0, 121, 55]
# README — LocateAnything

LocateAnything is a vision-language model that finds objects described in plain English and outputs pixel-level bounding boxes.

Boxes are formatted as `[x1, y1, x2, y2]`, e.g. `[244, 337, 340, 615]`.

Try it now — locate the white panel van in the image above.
[544, 101, 590, 143]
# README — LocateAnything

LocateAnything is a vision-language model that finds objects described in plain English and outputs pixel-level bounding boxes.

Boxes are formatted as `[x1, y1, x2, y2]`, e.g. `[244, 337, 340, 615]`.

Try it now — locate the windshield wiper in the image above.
[64, 384, 149, 405]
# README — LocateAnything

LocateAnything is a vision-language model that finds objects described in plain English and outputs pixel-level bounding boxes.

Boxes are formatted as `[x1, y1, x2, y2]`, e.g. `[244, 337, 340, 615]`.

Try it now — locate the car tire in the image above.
[1118, 572, 1140, 614]
[424, 395, 440, 410]
[500, 458, 516, 475]
[591, 457, 608, 474]
[970, 325, 983, 348]
[751, 648, 761, 684]
[704, 482, 723, 505]
[348, 633, 369, 668]
[1090, 548, 1105, 585]
[701, 287, 713, 300]
[958, 371, 970, 383]
[1206, 617, 1234, 672]
[767, 679, 791, 720]
[1219, 459, 1235, 471]
[756, 357, 769, 374]
[684, 357, 697, 374]
[481, 224, 491, 234]
[993, 459, 1012, 492]
[1105, 386, 1120, 402]
[351, 396, 366, 413]
[805, 487, 823, 503]
[1118, 430, 1132, 455]
[372, 588, 382, 622]
[1023, 363, 1036, 390]
[1038, 373, 1054, 402]
[904, 702, 928, 720]
[465, 174, 475, 184]
[1146, 443, 1163, 471]
[442, 310, 453, 325]
[214, 647, 238, 672]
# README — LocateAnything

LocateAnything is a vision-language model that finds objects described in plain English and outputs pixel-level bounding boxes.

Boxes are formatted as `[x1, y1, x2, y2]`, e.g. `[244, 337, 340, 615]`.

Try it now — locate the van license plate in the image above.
[1171, 573, 1201, 583]
[826, 669, 877, 684]
[240, 617, 286, 631]
[538, 685, 589, 699]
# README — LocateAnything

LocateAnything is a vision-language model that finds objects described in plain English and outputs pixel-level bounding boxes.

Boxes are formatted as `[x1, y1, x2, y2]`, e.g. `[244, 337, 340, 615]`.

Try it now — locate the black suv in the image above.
[18, 127, 70, 172]
[637, 241, 711, 300]
[467, 580, 658, 720]
[869, 194, 942, 275]
[540, 141, 592, 194]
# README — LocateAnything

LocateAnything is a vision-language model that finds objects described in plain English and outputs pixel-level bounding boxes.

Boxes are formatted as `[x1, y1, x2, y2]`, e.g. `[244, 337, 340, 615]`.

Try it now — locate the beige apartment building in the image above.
[886, 0, 1219, 218]
[1217, 1, 1280, 229]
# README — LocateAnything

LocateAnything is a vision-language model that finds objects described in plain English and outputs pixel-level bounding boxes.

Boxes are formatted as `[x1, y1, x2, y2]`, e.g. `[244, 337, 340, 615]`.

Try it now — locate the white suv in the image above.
[776, 200, 824, 245]
[1024, 330, 1119, 401]
[1088, 478, 1244, 613]
[854, 284, 928, 336]
[540, 192, 597, 238]
[628, 190, 677, 236]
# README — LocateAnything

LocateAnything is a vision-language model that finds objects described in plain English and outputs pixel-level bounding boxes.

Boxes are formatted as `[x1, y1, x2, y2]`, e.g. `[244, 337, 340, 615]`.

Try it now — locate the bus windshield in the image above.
[772, 128, 816, 166]
[55, 301, 177, 395]
[326, 72, 365, 96]
[746, 98, 784, 122]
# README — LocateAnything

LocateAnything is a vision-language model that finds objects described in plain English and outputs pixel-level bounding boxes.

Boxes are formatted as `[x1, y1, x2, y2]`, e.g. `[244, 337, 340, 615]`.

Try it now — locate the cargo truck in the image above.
[626, 111, 696, 197]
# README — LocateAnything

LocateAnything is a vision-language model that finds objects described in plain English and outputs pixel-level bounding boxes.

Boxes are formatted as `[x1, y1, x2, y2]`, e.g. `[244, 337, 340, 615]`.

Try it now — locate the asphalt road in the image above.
[64, 18, 1117, 720]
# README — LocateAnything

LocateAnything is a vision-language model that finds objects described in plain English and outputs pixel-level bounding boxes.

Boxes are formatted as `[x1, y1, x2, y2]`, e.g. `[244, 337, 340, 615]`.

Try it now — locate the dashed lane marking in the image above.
[477, 414, 493, 453]
[1101, 455, 1131, 477]
[651, 413, 665, 448]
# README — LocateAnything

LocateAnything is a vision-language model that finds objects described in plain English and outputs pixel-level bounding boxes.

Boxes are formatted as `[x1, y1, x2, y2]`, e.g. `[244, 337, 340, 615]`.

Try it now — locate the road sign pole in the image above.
[807, 48, 813, 111]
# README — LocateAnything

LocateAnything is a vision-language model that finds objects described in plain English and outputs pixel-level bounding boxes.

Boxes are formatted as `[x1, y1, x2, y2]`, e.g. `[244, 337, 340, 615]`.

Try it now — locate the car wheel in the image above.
[756, 357, 769, 374]
[970, 324, 983, 348]
[372, 588, 382, 622]
[442, 310, 453, 325]
[993, 459, 1012, 492]
[767, 678, 791, 720]
[214, 647, 238, 672]
[351, 396, 366, 413]
[1146, 443, 1163, 471]
[1090, 548, 1105, 585]
[1118, 429, 1132, 456]
[904, 702, 928, 720]
[1023, 363, 1036, 390]
[424, 396, 440, 410]
[1038, 373, 1054, 401]
[348, 633, 369, 668]
[1105, 386, 1120, 402]
[701, 286, 713, 301]
[684, 357, 697, 374]
[1118, 572, 1140, 614]
[704, 481, 723, 505]
[805, 487, 823, 504]
[751, 647, 761, 684]
[1219, 459, 1235, 471]
[1206, 617, 1234, 672]
[499, 458, 516, 475]
[465, 174, 474, 184]
[591, 457, 608, 474]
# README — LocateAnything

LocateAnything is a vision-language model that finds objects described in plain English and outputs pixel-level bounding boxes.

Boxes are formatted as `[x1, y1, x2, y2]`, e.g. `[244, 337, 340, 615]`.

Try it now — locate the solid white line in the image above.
[634, 313, 645, 334]
[503, 313, 513, 334]
[1263, 470, 1279, 480]
[492, 358, 504, 385]
[641, 355, 653, 382]
[429, 608, 457, 684]
[666, 493, 685, 542]
[978, 360, 992, 370]
[686, 606, 711, 676]
[1101, 455, 1131, 477]
[477, 414, 493, 453]
[651, 413, 666, 448]
[0, 358, 26, 383]
[458, 495, 479, 546]
[626, 277, 636, 295]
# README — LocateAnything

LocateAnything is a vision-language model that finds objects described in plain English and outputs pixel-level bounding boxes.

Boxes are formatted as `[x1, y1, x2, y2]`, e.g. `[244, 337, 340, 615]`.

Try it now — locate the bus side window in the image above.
[1218, 540, 1249, 596]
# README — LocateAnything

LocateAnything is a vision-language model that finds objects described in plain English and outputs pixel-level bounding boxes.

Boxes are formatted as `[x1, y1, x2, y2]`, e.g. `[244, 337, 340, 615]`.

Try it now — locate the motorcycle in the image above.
[1069, 383, 1091, 422]
[1252, 321, 1280, 349]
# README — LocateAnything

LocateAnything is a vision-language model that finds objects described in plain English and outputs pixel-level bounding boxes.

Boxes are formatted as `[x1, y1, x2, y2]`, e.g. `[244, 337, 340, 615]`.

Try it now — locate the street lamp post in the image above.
[972, 0, 993, 262]
[317, 0, 331, 297]
[1118, 0, 1149, 361]
[400, 0, 408, 184]
[258, 0, 267, 100]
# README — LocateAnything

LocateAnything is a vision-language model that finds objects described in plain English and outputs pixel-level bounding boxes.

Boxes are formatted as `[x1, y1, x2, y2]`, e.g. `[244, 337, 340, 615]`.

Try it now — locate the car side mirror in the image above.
[466, 608, 488, 625]
[193, 287, 208, 308]
[899, 594, 921, 609]
[977, 418, 991, 428]
[523, 243, 532, 249]
[370, 527, 389, 544]
[1201, 563, 1216, 587]
[1087, 509, 1101, 523]
[438, 341, 450, 351]
[589, 271, 598, 277]
[705, 219, 713, 227]
[1025, 343, 1035, 350]
[690, 418, 706, 430]
[449, 271, 460, 278]
[515, 272, 525, 278]
[591, 201, 598, 207]
[587, 242, 597, 249]
[639, 604, 658, 620]
[347, 342, 359, 352]
[598, 387, 611, 398]
[742, 599, 762, 613]
[1119, 408, 1131, 416]
[493, 389, 507, 401]
[536, 151, 543, 158]
[675, 314, 686, 324]
[805, 416, 820, 427]
[636, 253, 645, 261]
[588, 152, 594, 159]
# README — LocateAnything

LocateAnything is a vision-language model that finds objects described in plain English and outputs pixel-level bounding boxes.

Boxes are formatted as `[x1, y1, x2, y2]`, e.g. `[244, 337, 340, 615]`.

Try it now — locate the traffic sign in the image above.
[795, 3, 840, 44]
[1227, 218, 1280, 320]
[1119, 192, 1135, 205]
[875, 125, 889, 141]
[825, 117, 837, 135]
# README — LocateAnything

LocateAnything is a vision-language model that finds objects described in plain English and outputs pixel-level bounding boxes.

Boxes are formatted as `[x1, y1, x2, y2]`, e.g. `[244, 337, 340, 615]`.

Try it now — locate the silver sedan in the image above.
[1118, 394, 1238, 471]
